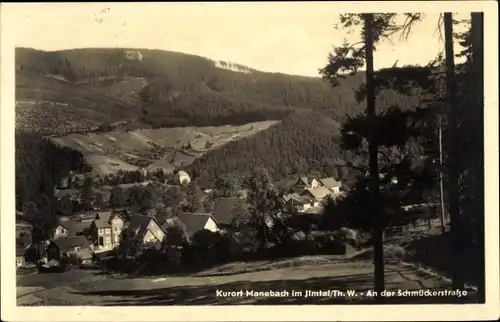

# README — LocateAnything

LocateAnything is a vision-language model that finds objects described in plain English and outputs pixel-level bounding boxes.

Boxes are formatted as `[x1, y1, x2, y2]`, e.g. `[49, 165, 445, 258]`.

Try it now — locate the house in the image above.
[291, 177, 320, 193]
[16, 217, 33, 248]
[176, 213, 221, 238]
[285, 195, 320, 212]
[301, 186, 332, 201]
[318, 177, 342, 194]
[16, 247, 26, 268]
[137, 167, 148, 178]
[53, 220, 92, 239]
[54, 188, 82, 215]
[46, 236, 93, 265]
[173, 170, 191, 185]
[237, 189, 249, 199]
[73, 174, 86, 188]
[89, 211, 125, 252]
[54, 188, 81, 201]
[213, 198, 250, 228]
[121, 215, 166, 254]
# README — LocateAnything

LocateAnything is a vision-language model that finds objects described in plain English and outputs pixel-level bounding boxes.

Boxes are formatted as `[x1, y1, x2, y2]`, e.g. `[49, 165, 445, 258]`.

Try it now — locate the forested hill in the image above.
[15, 47, 422, 206]
[15, 47, 366, 133]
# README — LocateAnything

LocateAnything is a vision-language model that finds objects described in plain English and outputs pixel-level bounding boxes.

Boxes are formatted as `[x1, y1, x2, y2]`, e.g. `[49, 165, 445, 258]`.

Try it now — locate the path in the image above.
[17, 260, 475, 306]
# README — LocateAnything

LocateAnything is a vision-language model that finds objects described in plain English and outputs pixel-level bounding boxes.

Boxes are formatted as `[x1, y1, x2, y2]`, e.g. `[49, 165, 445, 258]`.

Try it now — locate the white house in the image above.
[90, 211, 125, 252]
[318, 177, 342, 194]
[176, 213, 220, 238]
[174, 170, 191, 185]
[292, 177, 320, 193]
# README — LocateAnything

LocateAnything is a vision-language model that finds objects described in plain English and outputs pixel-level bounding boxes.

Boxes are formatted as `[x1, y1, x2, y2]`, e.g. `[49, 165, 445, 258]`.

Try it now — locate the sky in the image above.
[4, 2, 471, 77]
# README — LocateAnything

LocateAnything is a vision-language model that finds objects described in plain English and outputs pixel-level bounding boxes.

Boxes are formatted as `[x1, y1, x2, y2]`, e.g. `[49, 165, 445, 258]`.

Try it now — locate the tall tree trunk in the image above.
[470, 12, 485, 303]
[363, 13, 385, 299]
[444, 12, 465, 292]
[438, 111, 447, 234]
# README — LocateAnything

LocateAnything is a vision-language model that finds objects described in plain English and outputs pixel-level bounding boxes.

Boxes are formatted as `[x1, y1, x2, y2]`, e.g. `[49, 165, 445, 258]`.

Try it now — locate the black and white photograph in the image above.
[1, 1, 498, 321]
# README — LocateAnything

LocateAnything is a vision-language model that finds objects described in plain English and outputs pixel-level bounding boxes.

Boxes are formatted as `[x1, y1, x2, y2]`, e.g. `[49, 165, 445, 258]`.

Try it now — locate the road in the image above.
[17, 268, 104, 289]
[17, 260, 476, 306]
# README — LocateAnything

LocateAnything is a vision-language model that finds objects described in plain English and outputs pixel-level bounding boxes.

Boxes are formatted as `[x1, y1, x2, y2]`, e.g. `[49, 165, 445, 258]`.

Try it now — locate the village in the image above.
[16, 167, 346, 276]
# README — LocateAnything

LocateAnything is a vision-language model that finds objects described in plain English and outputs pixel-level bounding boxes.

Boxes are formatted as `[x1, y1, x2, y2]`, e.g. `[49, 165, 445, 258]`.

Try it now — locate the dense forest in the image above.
[15, 132, 84, 210]
[15, 47, 425, 207]
[188, 87, 422, 188]
[15, 47, 366, 133]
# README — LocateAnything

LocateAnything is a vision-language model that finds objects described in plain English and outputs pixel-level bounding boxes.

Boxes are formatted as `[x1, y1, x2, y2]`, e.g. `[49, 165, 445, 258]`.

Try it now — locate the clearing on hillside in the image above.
[49, 120, 278, 177]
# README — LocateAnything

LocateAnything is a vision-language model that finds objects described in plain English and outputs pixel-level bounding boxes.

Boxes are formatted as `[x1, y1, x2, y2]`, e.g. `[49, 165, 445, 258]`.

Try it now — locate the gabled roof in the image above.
[297, 176, 310, 186]
[177, 213, 218, 237]
[159, 217, 178, 231]
[93, 211, 119, 229]
[124, 214, 163, 241]
[59, 220, 91, 236]
[319, 177, 342, 189]
[53, 236, 91, 251]
[213, 198, 248, 225]
[302, 187, 331, 200]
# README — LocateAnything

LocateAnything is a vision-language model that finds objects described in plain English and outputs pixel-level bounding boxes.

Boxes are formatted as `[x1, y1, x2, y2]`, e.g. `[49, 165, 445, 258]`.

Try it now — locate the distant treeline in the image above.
[188, 87, 421, 188]
[15, 47, 367, 129]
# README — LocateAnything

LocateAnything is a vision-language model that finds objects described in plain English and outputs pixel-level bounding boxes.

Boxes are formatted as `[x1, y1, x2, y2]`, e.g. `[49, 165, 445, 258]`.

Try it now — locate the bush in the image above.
[186, 230, 234, 266]
[383, 245, 407, 261]
[329, 227, 371, 248]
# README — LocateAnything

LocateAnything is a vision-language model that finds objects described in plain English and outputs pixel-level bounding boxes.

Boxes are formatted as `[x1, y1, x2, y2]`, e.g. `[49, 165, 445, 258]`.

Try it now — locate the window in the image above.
[98, 229, 103, 234]
[74, 246, 81, 252]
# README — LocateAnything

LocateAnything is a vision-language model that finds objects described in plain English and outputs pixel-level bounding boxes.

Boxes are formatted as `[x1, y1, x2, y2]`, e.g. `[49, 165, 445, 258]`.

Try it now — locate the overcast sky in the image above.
[4, 2, 471, 77]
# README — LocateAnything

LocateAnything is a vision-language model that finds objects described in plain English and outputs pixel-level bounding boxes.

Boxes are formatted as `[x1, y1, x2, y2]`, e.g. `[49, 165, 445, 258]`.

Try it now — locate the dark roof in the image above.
[319, 177, 342, 189]
[53, 236, 90, 251]
[282, 193, 300, 202]
[213, 198, 248, 225]
[159, 218, 178, 230]
[177, 213, 217, 237]
[124, 214, 162, 240]
[59, 221, 91, 236]
[78, 213, 98, 221]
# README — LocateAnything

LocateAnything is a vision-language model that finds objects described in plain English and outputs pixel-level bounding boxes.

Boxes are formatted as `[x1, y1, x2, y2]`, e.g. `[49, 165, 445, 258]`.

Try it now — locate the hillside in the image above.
[48, 121, 277, 177]
[189, 87, 421, 188]
[15, 47, 365, 134]
[15, 47, 421, 207]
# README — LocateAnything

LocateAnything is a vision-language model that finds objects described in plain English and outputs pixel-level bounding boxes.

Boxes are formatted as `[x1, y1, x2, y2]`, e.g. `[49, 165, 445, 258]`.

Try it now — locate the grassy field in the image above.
[17, 257, 476, 306]
[49, 120, 278, 177]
